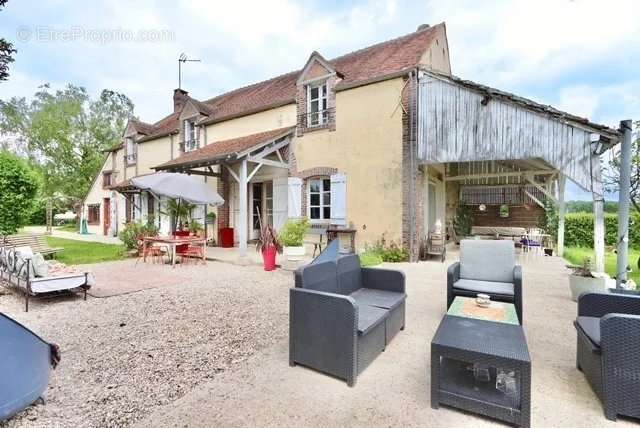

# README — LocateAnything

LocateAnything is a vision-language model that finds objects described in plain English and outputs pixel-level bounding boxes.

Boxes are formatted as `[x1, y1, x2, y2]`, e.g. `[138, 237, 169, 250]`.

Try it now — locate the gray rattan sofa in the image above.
[289, 254, 406, 386]
[575, 292, 640, 421]
[447, 239, 523, 324]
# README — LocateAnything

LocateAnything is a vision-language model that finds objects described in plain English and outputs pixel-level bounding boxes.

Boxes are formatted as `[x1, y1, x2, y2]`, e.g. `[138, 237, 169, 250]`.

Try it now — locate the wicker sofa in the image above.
[447, 239, 523, 324]
[289, 254, 406, 386]
[575, 292, 640, 421]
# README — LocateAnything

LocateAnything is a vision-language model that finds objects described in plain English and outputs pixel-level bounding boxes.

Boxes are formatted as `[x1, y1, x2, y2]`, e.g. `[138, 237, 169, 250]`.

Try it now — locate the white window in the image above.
[125, 137, 137, 164]
[307, 81, 328, 127]
[184, 120, 198, 152]
[308, 178, 331, 222]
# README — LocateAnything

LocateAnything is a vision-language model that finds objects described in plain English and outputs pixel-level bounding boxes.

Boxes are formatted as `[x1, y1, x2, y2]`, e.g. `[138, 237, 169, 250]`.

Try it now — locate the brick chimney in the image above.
[173, 88, 189, 112]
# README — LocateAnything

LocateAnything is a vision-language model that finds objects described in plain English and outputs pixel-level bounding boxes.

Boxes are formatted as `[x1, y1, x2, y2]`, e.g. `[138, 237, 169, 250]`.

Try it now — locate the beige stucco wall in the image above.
[419, 25, 451, 75]
[83, 153, 114, 235]
[293, 77, 405, 248]
[137, 135, 172, 174]
[204, 104, 296, 143]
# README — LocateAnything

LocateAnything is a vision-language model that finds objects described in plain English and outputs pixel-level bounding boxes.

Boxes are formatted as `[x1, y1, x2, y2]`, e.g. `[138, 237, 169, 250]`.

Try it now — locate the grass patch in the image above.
[563, 246, 640, 284]
[46, 237, 126, 265]
[56, 224, 78, 232]
[359, 251, 383, 267]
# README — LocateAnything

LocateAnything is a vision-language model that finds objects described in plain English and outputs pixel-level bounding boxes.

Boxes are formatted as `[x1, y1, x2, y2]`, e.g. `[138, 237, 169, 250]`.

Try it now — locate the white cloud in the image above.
[1, 0, 638, 127]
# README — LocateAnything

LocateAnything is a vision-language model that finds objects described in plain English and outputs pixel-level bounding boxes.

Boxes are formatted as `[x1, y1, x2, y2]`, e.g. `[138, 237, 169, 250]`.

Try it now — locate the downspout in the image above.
[408, 69, 417, 261]
[616, 119, 633, 287]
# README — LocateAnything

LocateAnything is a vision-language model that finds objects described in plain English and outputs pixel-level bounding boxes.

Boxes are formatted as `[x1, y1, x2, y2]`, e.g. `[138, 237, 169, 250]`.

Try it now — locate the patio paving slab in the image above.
[136, 254, 636, 428]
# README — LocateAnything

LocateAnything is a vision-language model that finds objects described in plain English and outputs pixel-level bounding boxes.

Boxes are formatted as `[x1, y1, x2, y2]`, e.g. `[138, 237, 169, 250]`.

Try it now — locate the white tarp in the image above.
[130, 173, 224, 205]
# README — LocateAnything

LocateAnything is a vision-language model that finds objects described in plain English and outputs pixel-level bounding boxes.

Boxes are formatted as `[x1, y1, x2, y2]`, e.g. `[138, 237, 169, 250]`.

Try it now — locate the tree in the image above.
[605, 120, 640, 213]
[0, 150, 40, 234]
[0, 84, 134, 199]
[0, 0, 16, 82]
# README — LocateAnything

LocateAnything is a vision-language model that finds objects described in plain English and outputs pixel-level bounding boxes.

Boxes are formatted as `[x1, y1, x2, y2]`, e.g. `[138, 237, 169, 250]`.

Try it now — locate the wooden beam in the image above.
[225, 164, 240, 183]
[247, 163, 263, 181]
[557, 174, 566, 257]
[246, 157, 289, 169]
[445, 170, 553, 182]
[238, 159, 248, 257]
[179, 169, 221, 178]
[524, 190, 545, 208]
[523, 173, 558, 203]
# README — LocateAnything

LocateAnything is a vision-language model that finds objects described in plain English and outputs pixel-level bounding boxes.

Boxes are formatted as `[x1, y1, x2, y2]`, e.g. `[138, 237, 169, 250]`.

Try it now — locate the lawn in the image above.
[563, 246, 640, 284]
[56, 224, 78, 232]
[46, 237, 126, 265]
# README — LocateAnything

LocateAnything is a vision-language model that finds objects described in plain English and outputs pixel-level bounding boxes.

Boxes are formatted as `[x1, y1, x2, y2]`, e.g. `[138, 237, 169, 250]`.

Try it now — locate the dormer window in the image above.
[125, 137, 137, 165]
[183, 120, 198, 152]
[307, 81, 328, 127]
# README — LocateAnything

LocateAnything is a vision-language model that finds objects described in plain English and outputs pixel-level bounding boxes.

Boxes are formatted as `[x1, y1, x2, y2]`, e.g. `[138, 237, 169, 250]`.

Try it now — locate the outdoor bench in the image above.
[289, 254, 406, 386]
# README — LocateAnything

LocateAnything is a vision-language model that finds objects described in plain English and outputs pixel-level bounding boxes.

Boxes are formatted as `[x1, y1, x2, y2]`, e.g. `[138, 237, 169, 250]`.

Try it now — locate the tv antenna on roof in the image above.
[178, 53, 201, 89]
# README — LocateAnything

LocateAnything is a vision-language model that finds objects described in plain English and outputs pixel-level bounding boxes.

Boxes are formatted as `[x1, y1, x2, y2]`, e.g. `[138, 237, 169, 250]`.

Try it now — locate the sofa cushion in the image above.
[337, 255, 362, 295]
[577, 316, 601, 346]
[297, 261, 338, 294]
[459, 239, 515, 283]
[357, 304, 388, 335]
[350, 288, 405, 310]
[453, 279, 515, 296]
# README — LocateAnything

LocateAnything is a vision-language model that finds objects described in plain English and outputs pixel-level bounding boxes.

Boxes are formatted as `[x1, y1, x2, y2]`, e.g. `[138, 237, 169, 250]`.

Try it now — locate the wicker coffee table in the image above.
[431, 302, 531, 427]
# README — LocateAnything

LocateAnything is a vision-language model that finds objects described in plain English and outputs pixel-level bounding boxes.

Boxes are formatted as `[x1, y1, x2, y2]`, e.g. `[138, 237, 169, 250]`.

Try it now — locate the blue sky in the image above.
[1, 0, 638, 199]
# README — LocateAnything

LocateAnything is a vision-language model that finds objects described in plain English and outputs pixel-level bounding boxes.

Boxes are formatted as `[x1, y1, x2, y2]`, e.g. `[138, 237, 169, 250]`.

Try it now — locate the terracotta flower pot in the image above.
[262, 246, 277, 271]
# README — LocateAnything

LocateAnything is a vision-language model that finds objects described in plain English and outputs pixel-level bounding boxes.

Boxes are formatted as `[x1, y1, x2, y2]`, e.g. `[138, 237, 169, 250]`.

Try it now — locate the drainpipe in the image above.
[616, 119, 633, 287]
[408, 69, 417, 261]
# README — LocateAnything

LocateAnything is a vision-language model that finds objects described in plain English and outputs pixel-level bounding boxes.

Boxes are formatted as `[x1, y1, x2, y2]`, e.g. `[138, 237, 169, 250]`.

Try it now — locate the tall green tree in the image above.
[0, 150, 40, 234]
[0, 84, 133, 199]
[0, 0, 16, 82]
[605, 120, 640, 213]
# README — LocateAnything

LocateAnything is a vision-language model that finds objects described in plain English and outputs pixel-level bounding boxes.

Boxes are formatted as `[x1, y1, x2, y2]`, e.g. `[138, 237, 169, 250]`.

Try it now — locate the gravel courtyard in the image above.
[0, 260, 291, 428]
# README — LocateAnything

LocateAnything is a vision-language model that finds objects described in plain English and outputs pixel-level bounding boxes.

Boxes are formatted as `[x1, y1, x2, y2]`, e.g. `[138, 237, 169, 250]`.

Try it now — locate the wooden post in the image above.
[557, 174, 566, 257]
[593, 199, 605, 273]
[238, 159, 248, 257]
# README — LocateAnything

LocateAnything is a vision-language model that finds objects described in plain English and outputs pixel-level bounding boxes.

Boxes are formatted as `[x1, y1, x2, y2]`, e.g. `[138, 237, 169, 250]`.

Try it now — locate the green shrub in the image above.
[563, 213, 640, 249]
[279, 218, 310, 247]
[368, 234, 409, 263]
[359, 251, 383, 267]
[453, 205, 473, 237]
[118, 220, 159, 250]
[0, 151, 41, 234]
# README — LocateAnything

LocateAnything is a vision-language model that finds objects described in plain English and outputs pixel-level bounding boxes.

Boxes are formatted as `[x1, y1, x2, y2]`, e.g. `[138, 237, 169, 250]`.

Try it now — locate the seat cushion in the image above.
[576, 316, 601, 346]
[296, 261, 338, 294]
[357, 304, 388, 335]
[350, 288, 406, 310]
[453, 279, 515, 296]
[459, 239, 515, 283]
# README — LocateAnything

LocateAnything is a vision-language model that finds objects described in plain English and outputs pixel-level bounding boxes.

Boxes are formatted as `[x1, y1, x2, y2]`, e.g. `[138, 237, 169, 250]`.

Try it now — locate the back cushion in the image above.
[336, 255, 362, 295]
[459, 239, 515, 283]
[296, 261, 338, 294]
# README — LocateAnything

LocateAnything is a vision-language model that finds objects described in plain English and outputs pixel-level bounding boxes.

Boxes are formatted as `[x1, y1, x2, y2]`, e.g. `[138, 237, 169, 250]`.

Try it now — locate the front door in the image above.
[251, 182, 264, 239]
[103, 198, 111, 236]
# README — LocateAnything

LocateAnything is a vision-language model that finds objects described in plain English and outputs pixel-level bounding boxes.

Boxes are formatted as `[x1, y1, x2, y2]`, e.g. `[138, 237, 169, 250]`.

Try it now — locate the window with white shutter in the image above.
[329, 173, 347, 226]
[287, 177, 302, 219]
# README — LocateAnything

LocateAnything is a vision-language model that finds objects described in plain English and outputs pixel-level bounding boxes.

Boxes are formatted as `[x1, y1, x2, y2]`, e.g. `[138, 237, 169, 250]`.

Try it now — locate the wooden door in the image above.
[103, 198, 111, 236]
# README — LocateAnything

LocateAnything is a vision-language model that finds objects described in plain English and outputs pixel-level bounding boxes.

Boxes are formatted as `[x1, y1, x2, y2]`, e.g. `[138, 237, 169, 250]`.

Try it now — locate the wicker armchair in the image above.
[575, 292, 640, 421]
[289, 255, 406, 386]
[447, 240, 523, 324]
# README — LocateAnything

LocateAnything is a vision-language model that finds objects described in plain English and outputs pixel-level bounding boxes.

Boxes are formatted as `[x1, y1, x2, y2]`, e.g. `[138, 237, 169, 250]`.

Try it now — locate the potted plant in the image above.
[189, 219, 204, 237]
[255, 223, 282, 271]
[280, 218, 310, 261]
[568, 257, 606, 301]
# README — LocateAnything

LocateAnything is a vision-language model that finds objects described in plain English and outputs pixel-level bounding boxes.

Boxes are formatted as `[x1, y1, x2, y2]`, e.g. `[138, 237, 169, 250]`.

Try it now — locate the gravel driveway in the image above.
[0, 260, 291, 428]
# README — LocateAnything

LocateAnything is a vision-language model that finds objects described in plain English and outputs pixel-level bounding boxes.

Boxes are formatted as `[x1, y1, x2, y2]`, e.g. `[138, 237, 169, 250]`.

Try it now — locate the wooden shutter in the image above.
[330, 173, 347, 226]
[287, 177, 302, 219]
[272, 177, 288, 231]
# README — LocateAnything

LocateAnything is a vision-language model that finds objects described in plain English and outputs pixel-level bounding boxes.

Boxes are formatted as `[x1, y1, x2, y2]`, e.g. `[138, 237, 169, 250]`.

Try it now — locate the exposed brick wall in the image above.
[401, 72, 421, 261]
[296, 75, 337, 137]
[471, 204, 544, 228]
[292, 167, 339, 217]
[217, 167, 230, 229]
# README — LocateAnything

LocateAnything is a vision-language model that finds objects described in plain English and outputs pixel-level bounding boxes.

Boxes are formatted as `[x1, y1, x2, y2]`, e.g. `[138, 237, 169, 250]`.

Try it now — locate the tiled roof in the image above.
[155, 126, 295, 170]
[133, 24, 444, 141]
[198, 24, 444, 124]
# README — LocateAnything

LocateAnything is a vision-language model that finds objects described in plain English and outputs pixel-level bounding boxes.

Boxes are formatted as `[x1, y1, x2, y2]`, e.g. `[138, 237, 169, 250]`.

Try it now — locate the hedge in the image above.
[563, 213, 640, 249]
